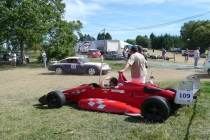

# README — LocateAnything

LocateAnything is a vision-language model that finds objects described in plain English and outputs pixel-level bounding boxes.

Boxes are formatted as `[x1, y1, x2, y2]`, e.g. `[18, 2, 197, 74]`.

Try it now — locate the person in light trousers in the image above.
[42, 50, 47, 68]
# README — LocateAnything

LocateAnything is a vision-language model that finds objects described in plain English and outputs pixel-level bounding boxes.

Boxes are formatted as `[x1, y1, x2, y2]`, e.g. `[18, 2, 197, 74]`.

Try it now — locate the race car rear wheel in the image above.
[141, 96, 171, 122]
[46, 91, 66, 108]
[55, 67, 63, 75]
[87, 67, 97, 75]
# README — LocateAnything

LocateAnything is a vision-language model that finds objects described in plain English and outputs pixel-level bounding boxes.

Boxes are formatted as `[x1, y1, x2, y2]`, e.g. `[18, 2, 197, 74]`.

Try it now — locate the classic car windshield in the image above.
[79, 57, 90, 63]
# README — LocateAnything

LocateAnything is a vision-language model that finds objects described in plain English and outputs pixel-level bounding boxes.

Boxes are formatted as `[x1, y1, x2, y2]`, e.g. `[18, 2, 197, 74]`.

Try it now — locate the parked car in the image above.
[48, 57, 111, 75]
[0, 51, 29, 64]
[87, 49, 101, 58]
[10, 52, 30, 64]
[182, 50, 194, 57]
[103, 51, 124, 60]
[200, 53, 206, 58]
[203, 57, 210, 75]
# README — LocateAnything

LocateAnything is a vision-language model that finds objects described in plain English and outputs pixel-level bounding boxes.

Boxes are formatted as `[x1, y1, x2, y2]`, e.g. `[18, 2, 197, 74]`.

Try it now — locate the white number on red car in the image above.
[71, 64, 76, 69]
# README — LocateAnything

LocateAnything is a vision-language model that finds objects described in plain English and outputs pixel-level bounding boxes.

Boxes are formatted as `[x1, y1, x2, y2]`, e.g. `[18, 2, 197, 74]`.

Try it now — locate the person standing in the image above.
[194, 47, 200, 67]
[205, 47, 210, 59]
[11, 51, 16, 67]
[162, 48, 166, 61]
[42, 50, 47, 68]
[118, 45, 147, 83]
[184, 48, 189, 63]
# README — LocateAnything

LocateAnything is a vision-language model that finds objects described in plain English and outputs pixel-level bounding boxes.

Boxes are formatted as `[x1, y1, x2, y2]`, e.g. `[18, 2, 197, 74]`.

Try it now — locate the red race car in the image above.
[39, 72, 200, 122]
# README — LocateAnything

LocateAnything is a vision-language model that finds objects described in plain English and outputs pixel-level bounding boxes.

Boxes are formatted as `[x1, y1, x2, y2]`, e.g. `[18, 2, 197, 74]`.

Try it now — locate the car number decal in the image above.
[176, 90, 193, 102]
[71, 64, 76, 69]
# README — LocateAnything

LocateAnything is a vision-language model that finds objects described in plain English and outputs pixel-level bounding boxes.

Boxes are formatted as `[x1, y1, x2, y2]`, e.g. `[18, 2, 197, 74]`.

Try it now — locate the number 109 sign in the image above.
[175, 90, 193, 104]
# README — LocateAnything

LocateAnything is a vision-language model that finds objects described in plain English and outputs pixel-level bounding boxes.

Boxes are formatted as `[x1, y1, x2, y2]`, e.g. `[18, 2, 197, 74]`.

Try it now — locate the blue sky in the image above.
[63, 0, 210, 41]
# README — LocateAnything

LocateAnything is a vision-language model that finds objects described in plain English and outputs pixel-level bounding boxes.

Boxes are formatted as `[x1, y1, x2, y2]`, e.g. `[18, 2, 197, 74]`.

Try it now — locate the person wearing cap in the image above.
[42, 50, 47, 68]
[118, 45, 147, 83]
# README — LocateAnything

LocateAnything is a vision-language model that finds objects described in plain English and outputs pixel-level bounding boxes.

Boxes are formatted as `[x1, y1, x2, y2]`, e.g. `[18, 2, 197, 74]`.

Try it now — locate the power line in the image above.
[106, 10, 210, 31]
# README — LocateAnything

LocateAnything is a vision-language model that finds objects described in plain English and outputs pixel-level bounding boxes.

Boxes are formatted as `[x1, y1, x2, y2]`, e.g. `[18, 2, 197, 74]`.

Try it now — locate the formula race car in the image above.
[39, 72, 200, 122]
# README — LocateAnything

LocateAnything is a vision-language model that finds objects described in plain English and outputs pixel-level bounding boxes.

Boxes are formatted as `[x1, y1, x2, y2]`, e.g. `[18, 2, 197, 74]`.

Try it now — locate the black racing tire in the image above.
[165, 87, 181, 112]
[39, 95, 47, 105]
[46, 91, 66, 108]
[102, 70, 108, 75]
[87, 67, 97, 75]
[55, 67, 63, 75]
[141, 96, 171, 122]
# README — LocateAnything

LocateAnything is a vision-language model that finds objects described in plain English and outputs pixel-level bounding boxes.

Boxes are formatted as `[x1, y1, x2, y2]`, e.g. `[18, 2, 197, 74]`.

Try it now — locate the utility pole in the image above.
[103, 28, 105, 54]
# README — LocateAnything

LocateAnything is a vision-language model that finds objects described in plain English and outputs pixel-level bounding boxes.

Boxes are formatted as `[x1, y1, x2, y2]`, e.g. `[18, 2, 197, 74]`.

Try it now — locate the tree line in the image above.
[0, 0, 210, 62]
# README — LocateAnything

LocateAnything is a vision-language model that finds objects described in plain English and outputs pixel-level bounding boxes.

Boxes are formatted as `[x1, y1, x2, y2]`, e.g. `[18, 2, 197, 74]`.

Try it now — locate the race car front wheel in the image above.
[46, 91, 66, 108]
[141, 96, 171, 122]
[87, 67, 97, 75]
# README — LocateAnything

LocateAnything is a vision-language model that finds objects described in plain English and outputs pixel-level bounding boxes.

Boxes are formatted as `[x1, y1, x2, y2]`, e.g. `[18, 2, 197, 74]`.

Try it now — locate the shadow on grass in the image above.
[124, 116, 148, 123]
[33, 102, 81, 110]
[184, 98, 198, 140]
[188, 73, 210, 79]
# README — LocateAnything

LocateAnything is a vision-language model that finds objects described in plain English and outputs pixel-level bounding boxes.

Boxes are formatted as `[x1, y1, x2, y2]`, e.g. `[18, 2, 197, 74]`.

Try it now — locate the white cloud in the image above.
[63, 0, 103, 23]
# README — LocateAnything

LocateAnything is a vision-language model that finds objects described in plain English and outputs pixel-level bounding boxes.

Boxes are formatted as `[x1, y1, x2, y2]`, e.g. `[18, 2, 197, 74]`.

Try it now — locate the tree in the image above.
[135, 35, 151, 48]
[124, 39, 136, 45]
[79, 34, 95, 41]
[97, 32, 112, 40]
[180, 20, 210, 52]
[42, 20, 83, 61]
[0, 0, 82, 63]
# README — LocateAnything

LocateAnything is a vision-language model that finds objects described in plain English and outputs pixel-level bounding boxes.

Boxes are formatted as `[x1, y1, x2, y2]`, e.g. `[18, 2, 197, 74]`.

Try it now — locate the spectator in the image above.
[184, 48, 189, 63]
[138, 45, 148, 68]
[194, 47, 200, 67]
[118, 45, 147, 83]
[205, 47, 210, 59]
[42, 50, 47, 68]
[162, 48, 167, 61]
[11, 51, 16, 67]
[99, 76, 118, 88]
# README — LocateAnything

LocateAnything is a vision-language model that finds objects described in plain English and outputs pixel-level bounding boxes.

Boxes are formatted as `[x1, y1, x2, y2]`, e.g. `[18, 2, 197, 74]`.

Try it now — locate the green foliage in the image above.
[150, 33, 184, 50]
[136, 35, 151, 48]
[97, 32, 112, 40]
[180, 20, 210, 52]
[124, 39, 136, 45]
[0, 0, 82, 62]
[79, 34, 95, 41]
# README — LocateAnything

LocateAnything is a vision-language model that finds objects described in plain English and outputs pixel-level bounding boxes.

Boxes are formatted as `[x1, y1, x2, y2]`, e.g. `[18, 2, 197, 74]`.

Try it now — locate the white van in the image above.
[203, 58, 210, 75]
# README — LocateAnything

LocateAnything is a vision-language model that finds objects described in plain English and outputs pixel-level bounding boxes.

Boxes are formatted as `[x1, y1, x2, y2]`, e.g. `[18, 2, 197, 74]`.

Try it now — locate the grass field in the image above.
[0, 53, 210, 140]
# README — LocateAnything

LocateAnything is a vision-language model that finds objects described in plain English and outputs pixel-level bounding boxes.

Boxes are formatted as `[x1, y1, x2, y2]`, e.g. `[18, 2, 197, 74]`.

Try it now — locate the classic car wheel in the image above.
[87, 67, 97, 75]
[26, 58, 29, 64]
[55, 67, 63, 74]
[141, 96, 171, 122]
[46, 91, 66, 108]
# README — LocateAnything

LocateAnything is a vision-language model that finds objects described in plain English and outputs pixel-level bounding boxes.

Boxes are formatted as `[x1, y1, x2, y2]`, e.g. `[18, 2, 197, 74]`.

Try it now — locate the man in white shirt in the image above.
[194, 47, 200, 67]
[11, 51, 16, 67]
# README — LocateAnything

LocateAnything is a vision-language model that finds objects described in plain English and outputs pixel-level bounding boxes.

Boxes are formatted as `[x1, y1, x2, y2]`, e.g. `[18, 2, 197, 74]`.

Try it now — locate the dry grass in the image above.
[0, 58, 209, 139]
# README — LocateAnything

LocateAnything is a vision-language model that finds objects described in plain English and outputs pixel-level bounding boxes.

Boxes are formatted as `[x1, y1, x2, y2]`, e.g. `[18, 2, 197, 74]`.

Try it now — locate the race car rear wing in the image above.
[174, 75, 200, 105]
